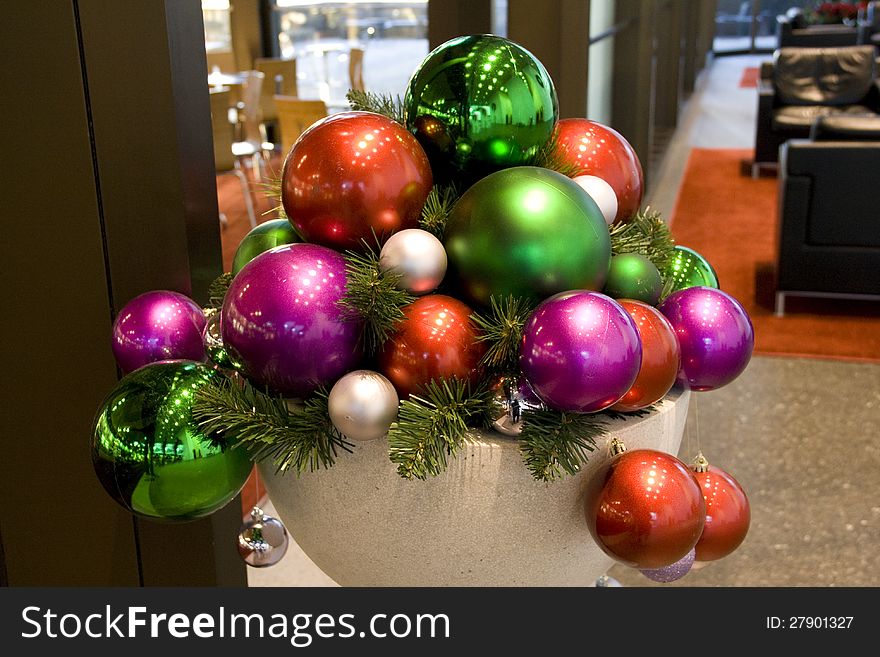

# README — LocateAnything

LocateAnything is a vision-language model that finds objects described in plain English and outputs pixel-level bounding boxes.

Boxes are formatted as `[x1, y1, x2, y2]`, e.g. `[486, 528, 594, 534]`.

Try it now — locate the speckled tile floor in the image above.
[249, 55, 880, 588]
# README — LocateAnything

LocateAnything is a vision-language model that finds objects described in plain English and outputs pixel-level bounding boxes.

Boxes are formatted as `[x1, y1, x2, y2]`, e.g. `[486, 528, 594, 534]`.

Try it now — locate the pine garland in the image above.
[192, 375, 352, 474]
[388, 378, 497, 480]
[609, 206, 676, 272]
[337, 244, 415, 354]
[419, 184, 459, 239]
[528, 131, 581, 178]
[207, 272, 233, 309]
[346, 89, 406, 124]
[471, 295, 536, 374]
[518, 409, 604, 481]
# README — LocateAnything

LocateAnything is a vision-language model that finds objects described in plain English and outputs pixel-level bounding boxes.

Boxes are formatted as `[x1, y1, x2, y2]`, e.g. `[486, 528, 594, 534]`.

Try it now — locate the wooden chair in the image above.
[254, 57, 298, 123]
[349, 47, 365, 92]
[209, 88, 257, 228]
[274, 96, 328, 156]
[231, 70, 273, 181]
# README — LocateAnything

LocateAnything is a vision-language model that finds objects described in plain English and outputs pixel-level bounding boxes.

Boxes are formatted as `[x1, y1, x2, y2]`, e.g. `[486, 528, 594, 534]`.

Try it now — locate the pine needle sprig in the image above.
[346, 89, 406, 124]
[207, 272, 234, 308]
[257, 175, 288, 221]
[471, 295, 536, 374]
[609, 206, 676, 272]
[419, 184, 459, 239]
[388, 378, 496, 480]
[338, 244, 415, 354]
[527, 131, 581, 178]
[192, 376, 352, 474]
[519, 409, 607, 482]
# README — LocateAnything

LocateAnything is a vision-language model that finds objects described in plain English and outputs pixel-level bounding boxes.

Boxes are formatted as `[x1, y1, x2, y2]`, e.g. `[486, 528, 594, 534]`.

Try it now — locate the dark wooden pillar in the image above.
[428, 0, 493, 49]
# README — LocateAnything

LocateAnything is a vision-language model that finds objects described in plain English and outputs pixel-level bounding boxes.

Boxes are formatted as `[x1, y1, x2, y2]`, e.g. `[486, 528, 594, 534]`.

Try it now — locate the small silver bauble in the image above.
[594, 574, 623, 587]
[379, 228, 447, 295]
[328, 370, 399, 441]
[491, 377, 544, 437]
[237, 506, 290, 568]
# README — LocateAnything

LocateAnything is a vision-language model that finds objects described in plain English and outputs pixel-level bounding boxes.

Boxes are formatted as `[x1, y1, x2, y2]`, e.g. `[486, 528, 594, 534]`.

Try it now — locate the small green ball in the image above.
[444, 166, 611, 306]
[91, 361, 252, 522]
[231, 219, 301, 275]
[604, 253, 663, 305]
[663, 245, 719, 294]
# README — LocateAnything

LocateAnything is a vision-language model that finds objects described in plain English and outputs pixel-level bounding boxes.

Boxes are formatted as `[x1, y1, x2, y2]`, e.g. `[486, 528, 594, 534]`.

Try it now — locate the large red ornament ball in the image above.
[587, 449, 706, 569]
[379, 295, 485, 398]
[610, 300, 681, 412]
[692, 465, 751, 562]
[281, 111, 433, 252]
[554, 118, 644, 223]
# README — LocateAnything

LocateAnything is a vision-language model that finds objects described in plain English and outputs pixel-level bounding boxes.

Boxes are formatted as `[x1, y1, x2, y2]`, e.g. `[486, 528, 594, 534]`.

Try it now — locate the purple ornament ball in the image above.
[221, 243, 362, 398]
[658, 287, 754, 392]
[520, 291, 642, 412]
[640, 547, 695, 583]
[111, 291, 206, 374]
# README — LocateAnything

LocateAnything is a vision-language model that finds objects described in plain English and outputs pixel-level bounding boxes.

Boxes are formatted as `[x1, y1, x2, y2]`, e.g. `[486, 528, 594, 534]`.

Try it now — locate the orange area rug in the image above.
[669, 148, 880, 361]
[738, 66, 760, 88]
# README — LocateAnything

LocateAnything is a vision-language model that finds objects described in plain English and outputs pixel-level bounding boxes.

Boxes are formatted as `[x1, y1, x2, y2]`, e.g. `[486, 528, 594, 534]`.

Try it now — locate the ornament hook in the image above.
[692, 452, 710, 473]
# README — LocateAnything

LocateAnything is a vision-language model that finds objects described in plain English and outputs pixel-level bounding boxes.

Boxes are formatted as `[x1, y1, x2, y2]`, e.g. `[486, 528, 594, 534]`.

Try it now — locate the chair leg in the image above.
[251, 152, 264, 183]
[774, 292, 785, 317]
[233, 168, 258, 229]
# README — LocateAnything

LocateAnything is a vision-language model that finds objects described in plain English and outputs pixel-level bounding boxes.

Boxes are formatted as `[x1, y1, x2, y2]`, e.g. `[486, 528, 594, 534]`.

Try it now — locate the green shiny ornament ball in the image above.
[404, 35, 558, 185]
[231, 219, 301, 275]
[444, 166, 611, 306]
[663, 245, 719, 294]
[604, 253, 663, 305]
[91, 360, 252, 522]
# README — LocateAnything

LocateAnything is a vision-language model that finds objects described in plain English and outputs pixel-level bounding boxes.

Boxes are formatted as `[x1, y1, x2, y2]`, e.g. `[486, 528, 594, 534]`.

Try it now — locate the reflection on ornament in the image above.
[490, 377, 544, 437]
[662, 245, 719, 295]
[328, 370, 399, 442]
[574, 175, 618, 225]
[405, 35, 558, 184]
[379, 228, 447, 295]
[231, 219, 301, 276]
[640, 547, 695, 582]
[202, 309, 236, 370]
[91, 361, 252, 521]
[238, 506, 290, 568]
[111, 290, 206, 374]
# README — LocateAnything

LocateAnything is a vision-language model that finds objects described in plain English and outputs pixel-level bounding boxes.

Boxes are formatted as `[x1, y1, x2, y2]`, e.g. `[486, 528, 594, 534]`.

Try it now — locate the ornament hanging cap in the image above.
[250, 506, 265, 522]
[609, 437, 627, 457]
[692, 452, 710, 473]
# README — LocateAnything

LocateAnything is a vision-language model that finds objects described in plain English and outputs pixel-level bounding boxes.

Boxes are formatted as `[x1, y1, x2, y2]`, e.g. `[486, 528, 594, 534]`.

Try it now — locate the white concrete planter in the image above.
[261, 387, 690, 586]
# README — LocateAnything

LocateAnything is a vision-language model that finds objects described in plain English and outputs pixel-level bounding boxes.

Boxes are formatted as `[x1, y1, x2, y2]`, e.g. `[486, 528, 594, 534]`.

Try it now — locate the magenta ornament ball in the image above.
[658, 286, 754, 392]
[221, 243, 363, 398]
[520, 291, 642, 412]
[111, 291, 206, 374]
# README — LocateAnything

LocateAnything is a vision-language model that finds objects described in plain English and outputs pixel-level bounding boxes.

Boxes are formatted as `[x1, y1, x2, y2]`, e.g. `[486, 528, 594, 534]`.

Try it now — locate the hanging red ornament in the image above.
[587, 439, 706, 569]
[280, 111, 433, 252]
[379, 295, 485, 398]
[691, 454, 751, 562]
[554, 118, 644, 224]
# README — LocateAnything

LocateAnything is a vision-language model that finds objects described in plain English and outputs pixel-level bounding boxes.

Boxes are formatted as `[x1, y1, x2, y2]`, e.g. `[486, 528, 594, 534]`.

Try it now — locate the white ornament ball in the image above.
[379, 228, 447, 295]
[574, 175, 618, 225]
[328, 370, 399, 441]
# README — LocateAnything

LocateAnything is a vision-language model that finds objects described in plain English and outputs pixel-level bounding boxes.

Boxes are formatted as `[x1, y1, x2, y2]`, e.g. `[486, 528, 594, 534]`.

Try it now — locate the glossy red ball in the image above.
[281, 111, 433, 252]
[693, 465, 751, 562]
[587, 449, 706, 569]
[611, 300, 681, 412]
[554, 118, 644, 223]
[379, 295, 485, 398]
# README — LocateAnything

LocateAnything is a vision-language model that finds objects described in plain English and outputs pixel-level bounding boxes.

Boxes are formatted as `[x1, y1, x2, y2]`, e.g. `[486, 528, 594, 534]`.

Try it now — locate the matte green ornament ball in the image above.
[91, 360, 252, 522]
[663, 245, 719, 294]
[444, 166, 611, 306]
[604, 253, 663, 305]
[404, 35, 559, 185]
[231, 219, 301, 275]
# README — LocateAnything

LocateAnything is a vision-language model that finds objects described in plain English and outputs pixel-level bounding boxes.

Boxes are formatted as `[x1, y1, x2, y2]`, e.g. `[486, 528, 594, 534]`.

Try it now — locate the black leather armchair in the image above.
[775, 115, 880, 315]
[777, 9, 860, 48]
[754, 45, 879, 167]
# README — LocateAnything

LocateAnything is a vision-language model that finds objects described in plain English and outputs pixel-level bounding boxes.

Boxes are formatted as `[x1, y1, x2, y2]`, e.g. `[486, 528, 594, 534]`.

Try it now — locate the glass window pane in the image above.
[202, 0, 232, 52]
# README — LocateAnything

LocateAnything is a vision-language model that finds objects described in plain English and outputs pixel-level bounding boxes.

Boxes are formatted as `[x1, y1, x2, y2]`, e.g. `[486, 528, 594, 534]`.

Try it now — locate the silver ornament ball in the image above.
[379, 228, 447, 295]
[491, 377, 544, 437]
[238, 506, 289, 568]
[328, 370, 399, 441]
[594, 574, 623, 587]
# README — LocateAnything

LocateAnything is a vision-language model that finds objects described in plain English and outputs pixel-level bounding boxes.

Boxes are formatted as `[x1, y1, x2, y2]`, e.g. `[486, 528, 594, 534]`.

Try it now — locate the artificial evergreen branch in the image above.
[207, 272, 234, 309]
[192, 376, 352, 474]
[388, 378, 496, 480]
[609, 206, 676, 272]
[346, 89, 406, 124]
[257, 175, 287, 220]
[338, 244, 415, 354]
[527, 131, 581, 178]
[419, 184, 459, 239]
[519, 409, 606, 481]
[471, 295, 536, 374]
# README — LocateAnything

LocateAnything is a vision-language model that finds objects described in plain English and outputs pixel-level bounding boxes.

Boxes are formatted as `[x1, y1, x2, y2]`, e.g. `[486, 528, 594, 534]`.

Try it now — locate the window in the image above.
[202, 0, 232, 52]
